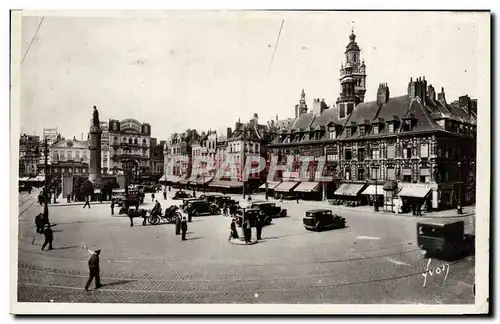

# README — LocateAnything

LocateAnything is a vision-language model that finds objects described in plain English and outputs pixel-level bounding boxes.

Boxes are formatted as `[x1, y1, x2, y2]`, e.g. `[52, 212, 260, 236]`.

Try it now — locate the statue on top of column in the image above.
[92, 105, 100, 127]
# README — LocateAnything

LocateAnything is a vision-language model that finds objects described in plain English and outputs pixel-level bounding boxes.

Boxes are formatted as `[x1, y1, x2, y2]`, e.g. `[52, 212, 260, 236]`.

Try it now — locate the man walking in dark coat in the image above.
[243, 219, 251, 243]
[67, 194, 71, 203]
[181, 217, 188, 241]
[83, 196, 91, 208]
[256, 214, 263, 241]
[41, 224, 53, 251]
[84, 247, 102, 291]
[175, 215, 181, 235]
[111, 199, 115, 215]
[35, 213, 44, 234]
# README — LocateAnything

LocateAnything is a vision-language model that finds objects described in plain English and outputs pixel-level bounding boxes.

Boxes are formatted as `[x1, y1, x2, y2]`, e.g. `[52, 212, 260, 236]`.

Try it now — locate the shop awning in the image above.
[259, 182, 280, 190]
[398, 186, 432, 198]
[274, 181, 300, 192]
[178, 178, 192, 185]
[334, 183, 366, 196]
[166, 175, 181, 183]
[196, 176, 214, 185]
[158, 175, 166, 181]
[383, 180, 398, 191]
[209, 180, 243, 189]
[361, 185, 384, 196]
[294, 182, 320, 192]
[26, 175, 45, 182]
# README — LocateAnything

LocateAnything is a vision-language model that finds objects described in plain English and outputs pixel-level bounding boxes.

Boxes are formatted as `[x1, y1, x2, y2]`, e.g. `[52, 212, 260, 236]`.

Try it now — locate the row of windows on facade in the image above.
[282, 121, 476, 144]
[228, 142, 260, 154]
[51, 167, 88, 174]
[111, 137, 148, 145]
[342, 167, 435, 183]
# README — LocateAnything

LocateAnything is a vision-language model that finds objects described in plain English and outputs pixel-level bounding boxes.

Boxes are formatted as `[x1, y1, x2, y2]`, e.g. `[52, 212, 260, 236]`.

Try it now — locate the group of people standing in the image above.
[228, 213, 264, 244]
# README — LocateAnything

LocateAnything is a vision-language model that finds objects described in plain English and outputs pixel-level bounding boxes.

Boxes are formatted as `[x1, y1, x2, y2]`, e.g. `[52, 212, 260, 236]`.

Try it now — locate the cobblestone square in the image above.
[17, 190, 475, 304]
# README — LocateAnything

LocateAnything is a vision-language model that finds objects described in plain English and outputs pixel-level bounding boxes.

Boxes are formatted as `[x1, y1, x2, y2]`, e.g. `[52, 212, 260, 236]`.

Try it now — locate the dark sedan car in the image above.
[186, 200, 221, 216]
[250, 201, 287, 224]
[303, 209, 346, 231]
[172, 190, 193, 200]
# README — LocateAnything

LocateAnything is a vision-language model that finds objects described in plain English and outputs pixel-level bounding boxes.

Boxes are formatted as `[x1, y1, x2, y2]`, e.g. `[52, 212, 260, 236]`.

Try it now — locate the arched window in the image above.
[134, 138, 138, 145]
[353, 53, 357, 62]
[129, 138, 132, 144]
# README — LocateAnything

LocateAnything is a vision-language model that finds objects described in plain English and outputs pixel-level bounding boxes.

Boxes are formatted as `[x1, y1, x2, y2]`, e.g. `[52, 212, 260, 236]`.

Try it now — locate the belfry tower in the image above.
[336, 30, 367, 118]
[89, 105, 102, 184]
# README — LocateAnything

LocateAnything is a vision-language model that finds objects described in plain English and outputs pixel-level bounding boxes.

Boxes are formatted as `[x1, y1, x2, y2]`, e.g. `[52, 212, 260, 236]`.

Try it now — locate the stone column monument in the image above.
[89, 105, 102, 184]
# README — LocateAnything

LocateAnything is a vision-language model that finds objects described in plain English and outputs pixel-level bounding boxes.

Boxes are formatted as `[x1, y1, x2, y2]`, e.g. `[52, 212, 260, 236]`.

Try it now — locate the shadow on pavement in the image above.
[100, 280, 135, 288]
[54, 245, 80, 250]
[261, 231, 314, 240]
[186, 237, 203, 240]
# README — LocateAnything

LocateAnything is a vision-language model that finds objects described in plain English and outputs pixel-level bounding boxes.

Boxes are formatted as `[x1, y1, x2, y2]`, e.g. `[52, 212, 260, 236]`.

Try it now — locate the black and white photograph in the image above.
[10, 9, 490, 314]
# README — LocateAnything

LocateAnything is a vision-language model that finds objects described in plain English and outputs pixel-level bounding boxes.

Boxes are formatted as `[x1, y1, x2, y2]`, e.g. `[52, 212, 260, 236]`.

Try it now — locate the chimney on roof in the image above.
[459, 95, 472, 116]
[437, 87, 447, 106]
[313, 98, 328, 116]
[427, 84, 436, 101]
[227, 127, 232, 139]
[408, 76, 427, 102]
[376, 83, 390, 106]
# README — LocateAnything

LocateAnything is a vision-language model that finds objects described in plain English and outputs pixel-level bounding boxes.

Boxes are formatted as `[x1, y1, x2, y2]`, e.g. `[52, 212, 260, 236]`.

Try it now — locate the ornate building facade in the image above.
[107, 118, 151, 178]
[266, 31, 477, 211]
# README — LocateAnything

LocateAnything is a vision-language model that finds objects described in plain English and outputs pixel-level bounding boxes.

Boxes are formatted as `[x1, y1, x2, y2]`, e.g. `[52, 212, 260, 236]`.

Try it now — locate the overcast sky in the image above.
[19, 11, 486, 141]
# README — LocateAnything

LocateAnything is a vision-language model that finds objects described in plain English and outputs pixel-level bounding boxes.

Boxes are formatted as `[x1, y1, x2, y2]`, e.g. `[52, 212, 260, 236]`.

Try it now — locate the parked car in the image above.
[250, 201, 287, 221]
[235, 208, 260, 227]
[186, 200, 221, 216]
[182, 198, 203, 211]
[199, 193, 224, 204]
[303, 209, 346, 231]
[172, 190, 193, 200]
[417, 220, 474, 260]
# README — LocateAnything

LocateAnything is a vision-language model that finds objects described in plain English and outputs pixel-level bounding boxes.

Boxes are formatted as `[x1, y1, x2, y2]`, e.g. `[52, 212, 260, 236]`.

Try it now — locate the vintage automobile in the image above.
[250, 201, 287, 222]
[186, 200, 221, 216]
[182, 197, 204, 211]
[199, 193, 224, 203]
[235, 208, 260, 227]
[172, 190, 193, 200]
[417, 220, 475, 260]
[303, 209, 346, 231]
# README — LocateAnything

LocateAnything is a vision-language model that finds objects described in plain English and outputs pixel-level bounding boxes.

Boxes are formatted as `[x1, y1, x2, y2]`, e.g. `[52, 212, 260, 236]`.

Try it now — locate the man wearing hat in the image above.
[181, 217, 188, 241]
[41, 224, 53, 251]
[84, 247, 102, 291]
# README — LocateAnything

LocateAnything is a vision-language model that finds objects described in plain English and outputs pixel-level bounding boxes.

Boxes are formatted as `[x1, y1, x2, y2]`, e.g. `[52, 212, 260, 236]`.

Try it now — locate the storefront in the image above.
[332, 183, 367, 206]
[293, 181, 321, 200]
[274, 181, 300, 198]
[360, 184, 384, 209]
[382, 180, 398, 213]
[209, 180, 243, 193]
[397, 184, 433, 215]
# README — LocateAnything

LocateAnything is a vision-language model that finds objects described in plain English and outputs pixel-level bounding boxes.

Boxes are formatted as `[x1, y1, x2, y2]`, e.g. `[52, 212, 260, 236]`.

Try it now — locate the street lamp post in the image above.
[43, 138, 49, 223]
[457, 161, 463, 214]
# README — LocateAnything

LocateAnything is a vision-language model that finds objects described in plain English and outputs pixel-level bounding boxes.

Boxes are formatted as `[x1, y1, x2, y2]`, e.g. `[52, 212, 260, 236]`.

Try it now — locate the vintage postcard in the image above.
[10, 10, 490, 314]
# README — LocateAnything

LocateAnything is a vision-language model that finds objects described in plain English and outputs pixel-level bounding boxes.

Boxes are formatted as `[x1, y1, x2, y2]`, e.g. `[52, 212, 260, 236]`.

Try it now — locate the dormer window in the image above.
[374, 125, 379, 135]
[346, 128, 352, 137]
[329, 128, 336, 139]
[359, 126, 365, 136]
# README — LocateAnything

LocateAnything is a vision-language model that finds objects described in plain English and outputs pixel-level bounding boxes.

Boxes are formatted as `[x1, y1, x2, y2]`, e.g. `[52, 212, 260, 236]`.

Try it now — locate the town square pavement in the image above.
[16, 189, 475, 304]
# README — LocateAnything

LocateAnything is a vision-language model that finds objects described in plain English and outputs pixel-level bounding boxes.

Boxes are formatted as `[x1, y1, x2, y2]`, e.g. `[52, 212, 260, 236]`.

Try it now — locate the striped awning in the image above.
[293, 182, 320, 192]
[361, 185, 384, 196]
[398, 186, 432, 198]
[334, 183, 366, 196]
[196, 176, 214, 185]
[274, 181, 300, 192]
[259, 182, 280, 190]
[209, 180, 243, 189]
